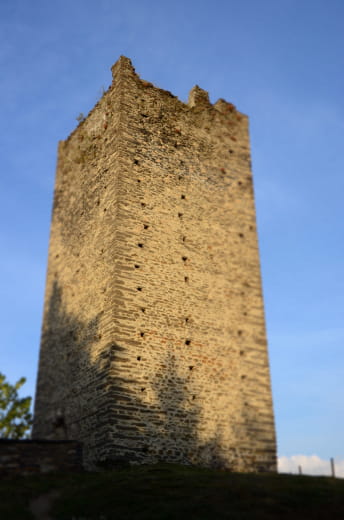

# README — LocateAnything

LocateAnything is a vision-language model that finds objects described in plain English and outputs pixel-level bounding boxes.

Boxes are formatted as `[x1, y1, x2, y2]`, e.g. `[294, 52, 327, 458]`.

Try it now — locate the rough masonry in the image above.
[33, 56, 277, 472]
[0, 440, 82, 477]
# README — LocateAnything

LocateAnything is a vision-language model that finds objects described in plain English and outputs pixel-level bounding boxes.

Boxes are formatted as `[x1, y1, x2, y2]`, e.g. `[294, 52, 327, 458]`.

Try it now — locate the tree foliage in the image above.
[0, 373, 33, 439]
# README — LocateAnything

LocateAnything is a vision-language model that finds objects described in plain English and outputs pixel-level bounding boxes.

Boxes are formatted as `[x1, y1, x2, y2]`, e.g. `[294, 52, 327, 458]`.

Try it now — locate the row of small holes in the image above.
[135, 223, 149, 270]
[137, 201, 147, 327]
[136, 193, 192, 349]
[131, 328, 243, 348]
[135, 166, 169, 334]
[134, 159, 243, 379]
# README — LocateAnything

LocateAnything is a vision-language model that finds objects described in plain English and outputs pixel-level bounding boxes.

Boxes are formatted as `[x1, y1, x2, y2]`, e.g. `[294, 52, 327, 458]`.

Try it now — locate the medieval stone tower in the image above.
[33, 56, 276, 472]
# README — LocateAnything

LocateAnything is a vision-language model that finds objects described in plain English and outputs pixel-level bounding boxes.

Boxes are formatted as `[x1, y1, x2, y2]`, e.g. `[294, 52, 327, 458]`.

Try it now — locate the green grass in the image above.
[1, 464, 344, 519]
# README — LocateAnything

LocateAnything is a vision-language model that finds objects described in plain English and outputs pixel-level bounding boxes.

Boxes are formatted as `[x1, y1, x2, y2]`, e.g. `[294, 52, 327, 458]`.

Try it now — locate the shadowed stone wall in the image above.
[0, 440, 82, 476]
[33, 56, 276, 472]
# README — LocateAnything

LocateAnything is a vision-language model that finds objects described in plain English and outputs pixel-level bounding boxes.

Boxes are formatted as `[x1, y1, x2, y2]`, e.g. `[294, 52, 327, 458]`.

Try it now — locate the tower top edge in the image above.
[110, 55, 247, 117]
[63, 56, 247, 144]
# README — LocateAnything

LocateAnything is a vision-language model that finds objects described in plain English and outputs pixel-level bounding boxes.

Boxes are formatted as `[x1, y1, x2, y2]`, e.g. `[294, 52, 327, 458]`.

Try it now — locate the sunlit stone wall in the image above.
[33, 56, 276, 472]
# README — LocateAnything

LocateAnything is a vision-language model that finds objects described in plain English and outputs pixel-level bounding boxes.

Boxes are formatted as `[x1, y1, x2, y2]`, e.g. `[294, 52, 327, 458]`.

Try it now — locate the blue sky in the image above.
[1, 0, 343, 472]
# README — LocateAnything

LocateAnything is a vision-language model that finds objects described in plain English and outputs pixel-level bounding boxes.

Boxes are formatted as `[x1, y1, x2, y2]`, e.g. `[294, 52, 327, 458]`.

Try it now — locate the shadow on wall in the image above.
[34, 279, 230, 470]
[34, 279, 102, 443]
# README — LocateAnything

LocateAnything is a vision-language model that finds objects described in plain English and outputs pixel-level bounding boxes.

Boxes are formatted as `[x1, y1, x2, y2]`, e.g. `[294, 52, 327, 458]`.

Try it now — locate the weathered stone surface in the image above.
[33, 56, 277, 472]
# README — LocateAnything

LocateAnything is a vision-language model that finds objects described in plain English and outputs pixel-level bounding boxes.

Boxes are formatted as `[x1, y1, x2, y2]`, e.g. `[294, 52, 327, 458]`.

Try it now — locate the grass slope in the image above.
[1, 464, 344, 519]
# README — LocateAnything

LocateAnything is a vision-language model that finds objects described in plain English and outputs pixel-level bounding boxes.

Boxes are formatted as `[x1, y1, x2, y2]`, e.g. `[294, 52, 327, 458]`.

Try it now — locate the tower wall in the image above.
[33, 56, 276, 471]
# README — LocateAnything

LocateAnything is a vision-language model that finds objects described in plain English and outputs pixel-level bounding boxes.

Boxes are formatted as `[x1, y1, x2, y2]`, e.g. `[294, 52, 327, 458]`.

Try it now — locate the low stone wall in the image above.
[0, 439, 83, 477]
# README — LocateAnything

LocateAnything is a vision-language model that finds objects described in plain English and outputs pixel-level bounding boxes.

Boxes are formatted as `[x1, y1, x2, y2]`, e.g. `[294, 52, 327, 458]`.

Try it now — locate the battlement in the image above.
[69, 56, 246, 143]
[111, 55, 237, 111]
[33, 57, 276, 472]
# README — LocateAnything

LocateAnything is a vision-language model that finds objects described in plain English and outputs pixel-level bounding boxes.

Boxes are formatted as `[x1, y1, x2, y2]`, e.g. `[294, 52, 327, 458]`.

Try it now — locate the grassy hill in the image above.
[1, 464, 344, 519]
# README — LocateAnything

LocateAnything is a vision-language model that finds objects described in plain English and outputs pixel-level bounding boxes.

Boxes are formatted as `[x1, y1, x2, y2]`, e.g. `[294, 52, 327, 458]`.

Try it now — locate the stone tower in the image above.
[33, 56, 276, 472]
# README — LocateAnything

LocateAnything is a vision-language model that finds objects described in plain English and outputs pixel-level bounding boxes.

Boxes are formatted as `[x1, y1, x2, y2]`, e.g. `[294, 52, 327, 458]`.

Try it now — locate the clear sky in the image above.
[1, 0, 343, 476]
